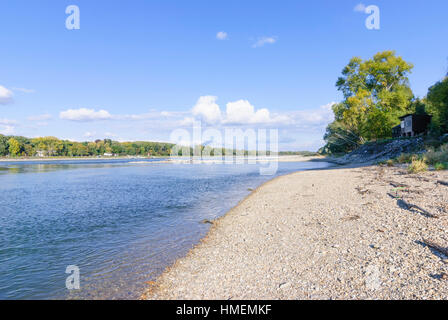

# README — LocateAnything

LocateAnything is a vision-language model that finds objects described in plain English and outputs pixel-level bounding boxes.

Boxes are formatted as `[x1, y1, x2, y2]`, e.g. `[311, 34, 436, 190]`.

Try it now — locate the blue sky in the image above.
[0, 0, 447, 151]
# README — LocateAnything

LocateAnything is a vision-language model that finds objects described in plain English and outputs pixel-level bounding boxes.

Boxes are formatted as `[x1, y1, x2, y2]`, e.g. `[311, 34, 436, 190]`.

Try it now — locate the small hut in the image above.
[392, 114, 432, 138]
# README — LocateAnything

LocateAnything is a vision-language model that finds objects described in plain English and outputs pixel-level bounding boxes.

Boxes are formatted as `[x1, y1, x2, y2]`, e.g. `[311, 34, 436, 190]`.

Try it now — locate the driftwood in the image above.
[437, 180, 448, 187]
[341, 215, 360, 222]
[398, 199, 438, 218]
[423, 239, 448, 257]
[389, 181, 409, 188]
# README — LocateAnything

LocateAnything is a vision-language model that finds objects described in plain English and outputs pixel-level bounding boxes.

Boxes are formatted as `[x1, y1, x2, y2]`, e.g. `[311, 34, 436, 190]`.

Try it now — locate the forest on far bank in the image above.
[0, 135, 315, 158]
[0, 136, 174, 158]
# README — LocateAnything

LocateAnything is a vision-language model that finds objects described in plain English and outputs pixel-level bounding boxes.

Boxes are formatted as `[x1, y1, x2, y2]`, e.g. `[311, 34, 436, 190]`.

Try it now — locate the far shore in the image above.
[142, 164, 448, 300]
[0, 154, 326, 163]
[0, 156, 166, 162]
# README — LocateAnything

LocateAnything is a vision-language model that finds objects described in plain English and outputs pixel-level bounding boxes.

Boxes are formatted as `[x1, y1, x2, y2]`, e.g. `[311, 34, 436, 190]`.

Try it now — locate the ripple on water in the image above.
[0, 160, 331, 299]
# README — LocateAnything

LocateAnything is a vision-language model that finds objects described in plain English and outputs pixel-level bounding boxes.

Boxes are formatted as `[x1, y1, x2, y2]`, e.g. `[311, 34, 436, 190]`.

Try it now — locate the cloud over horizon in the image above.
[6, 97, 336, 151]
[60, 108, 112, 121]
[189, 96, 290, 126]
[0, 86, 14, 105]
[192, 96, 222, 124]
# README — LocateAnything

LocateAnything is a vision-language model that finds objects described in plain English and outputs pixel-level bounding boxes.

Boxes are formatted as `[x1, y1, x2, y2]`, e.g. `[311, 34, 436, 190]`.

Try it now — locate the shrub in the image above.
[424, 143, 448, 165]
[408, 159, 428, 173]
[434, 162, 448, 171]
[424, 138, 442, 149]
[386, 159, 395, 167]
[397, 153, 414, 164]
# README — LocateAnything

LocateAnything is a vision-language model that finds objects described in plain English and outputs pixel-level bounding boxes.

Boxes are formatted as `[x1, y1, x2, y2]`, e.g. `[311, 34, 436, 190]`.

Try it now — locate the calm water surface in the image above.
[0, 159, 330, 299]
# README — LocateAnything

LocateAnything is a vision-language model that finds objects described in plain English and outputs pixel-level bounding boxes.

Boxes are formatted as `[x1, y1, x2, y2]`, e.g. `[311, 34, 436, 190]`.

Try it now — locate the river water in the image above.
[0, 159, 330, 299]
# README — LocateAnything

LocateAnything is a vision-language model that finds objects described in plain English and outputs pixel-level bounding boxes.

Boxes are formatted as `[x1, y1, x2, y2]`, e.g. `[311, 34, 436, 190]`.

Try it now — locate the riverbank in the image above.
[0, 156, 164, 162]
[0, 155, 325, 163]
[142, 165, 448, 300]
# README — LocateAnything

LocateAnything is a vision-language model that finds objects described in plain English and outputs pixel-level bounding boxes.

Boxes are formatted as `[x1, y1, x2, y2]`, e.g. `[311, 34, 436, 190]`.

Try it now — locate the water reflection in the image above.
[0, 159, 166, 175]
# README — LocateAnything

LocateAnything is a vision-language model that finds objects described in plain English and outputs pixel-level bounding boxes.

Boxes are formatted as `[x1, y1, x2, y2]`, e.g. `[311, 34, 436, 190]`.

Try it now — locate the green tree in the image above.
[87, 142, 98, 155]
[323, 51, 414, 153]
[23, 144, 34, 156]
[426, 77, 448, 134]
[321, 121, 363, 154]
[0, 135, 8, 156]
[8, 138, 21, 156]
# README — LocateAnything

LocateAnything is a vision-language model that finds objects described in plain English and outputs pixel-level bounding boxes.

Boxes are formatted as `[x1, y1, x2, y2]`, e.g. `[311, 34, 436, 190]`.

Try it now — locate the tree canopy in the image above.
[0, 136, 175, 158]
[426, 77, 448, 134]
[322, 51, 416, 153]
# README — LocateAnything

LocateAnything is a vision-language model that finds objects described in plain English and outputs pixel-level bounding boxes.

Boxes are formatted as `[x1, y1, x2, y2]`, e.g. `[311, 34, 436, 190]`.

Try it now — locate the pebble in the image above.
[142, 166, 448, 300]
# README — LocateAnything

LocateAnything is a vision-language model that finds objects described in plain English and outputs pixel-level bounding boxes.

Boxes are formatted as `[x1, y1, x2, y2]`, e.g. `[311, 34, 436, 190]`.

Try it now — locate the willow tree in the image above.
[323, 51, 414, 153]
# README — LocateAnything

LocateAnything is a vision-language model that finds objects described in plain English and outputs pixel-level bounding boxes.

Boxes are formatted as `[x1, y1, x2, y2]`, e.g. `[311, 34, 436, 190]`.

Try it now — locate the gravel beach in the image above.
[142, 165, 448, 300]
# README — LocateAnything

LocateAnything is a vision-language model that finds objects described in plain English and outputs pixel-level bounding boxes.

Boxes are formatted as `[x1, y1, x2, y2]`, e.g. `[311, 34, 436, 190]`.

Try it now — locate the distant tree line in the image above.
[0, 135, 287, 158]
[321, 50, 448, 154]
[0, 136, 175, 157]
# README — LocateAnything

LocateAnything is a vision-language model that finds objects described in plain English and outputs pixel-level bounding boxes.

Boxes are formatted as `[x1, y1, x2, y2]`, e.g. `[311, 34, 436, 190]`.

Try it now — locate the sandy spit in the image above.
[142, 165, 448, 300]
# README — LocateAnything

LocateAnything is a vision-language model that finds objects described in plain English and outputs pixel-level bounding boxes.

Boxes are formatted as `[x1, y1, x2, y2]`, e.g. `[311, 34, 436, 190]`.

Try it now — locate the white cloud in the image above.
[60, 108, 112, 121]
[179, 117, 196, 126]
[224, 100, 273, 124]
[47, 99, 336, 151]
[27, 113, 52, 121]
[12, 87, 36, 94]
[252, 36, 277, 48]
[0, 118, 17, 125]
[354, 3, 367, 12]
[0, 125, 15, 135]
[116, 110, 186, 121]
[0, 85, 14, 105]
[289, 102, 336, 131]
[0, 119, 17, 135]
[186, 96, 290, 126]
[192, 96, 222, 124]
[216, 31, 228, 40]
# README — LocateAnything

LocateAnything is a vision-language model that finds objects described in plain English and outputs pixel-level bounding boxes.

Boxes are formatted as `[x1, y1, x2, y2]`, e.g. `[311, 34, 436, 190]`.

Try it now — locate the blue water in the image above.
[0, 159, 330, 300]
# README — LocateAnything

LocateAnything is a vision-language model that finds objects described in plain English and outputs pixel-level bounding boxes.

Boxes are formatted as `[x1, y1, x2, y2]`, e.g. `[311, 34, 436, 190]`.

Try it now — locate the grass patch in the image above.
[386, 159, 395, 167]
[408, 159, 428, 173]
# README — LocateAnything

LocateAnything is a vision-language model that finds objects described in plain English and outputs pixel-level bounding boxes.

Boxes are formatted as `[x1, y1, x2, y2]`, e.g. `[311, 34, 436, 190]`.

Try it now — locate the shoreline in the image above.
[0, 156, 165, 162]
[142, 164, 448, 300]
[0, 155, 326, 163]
